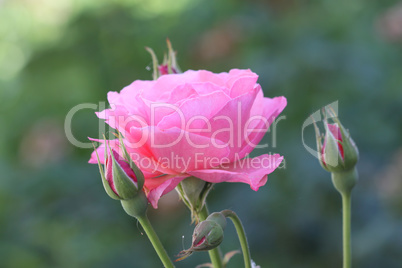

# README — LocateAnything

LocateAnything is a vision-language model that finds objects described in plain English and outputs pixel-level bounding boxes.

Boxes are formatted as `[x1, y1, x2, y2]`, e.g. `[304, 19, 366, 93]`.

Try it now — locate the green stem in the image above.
[221, 210, 252, 268]
[341, 192, 352, 268]
[331, 169, 356, 268]
[137, 215, 175, 268]
[198, 206, 223, 268]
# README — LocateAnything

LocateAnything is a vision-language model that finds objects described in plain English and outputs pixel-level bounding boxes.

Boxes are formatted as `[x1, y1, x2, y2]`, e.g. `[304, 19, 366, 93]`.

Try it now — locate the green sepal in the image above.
[145, 46, 159, 80]
[206, 212, 227, 230]
[166, 38, 181, 73]
[120, 191, 148, 218]
[340, 132, 359, 171]
[92, 142, 120, 200]
[108, 144, 139, 200]
[322, 117, 345, 171]
[331, 168, 358, 195]
[118, 133, 145, 190]
[176, 177, 214, 222]
[223, 250, 241, 267]
[312, 117, 326, 169]
[166, 39, 173, 74]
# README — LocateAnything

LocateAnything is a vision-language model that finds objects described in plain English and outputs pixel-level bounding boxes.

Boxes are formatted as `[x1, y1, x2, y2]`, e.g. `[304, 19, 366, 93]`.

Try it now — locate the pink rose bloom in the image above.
[89, 69, 287, 208]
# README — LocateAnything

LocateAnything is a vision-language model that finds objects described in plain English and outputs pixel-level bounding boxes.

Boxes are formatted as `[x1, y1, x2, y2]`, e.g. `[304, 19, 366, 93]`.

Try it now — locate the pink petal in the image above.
[145, 175, 188, 208]
[157, 90, 231, 130]
[141, 69, 257, 102]
[239, 96, 287, 157]
[229, 73, 259, 98]
[96, 104, 149, 139]
[166, 83, 199, 105]
[120, 79, 156, 102]
[127, 126, 230, 173]
[197, 85, 260, 161]
[327, 123, 344, 159]
[141, 71, 200, 101]
[88, 138, 163, 174]
[188, 154, 283, 191]
[88, 138, 120, 164]
[189, 82, 230, 96]
[328, 123, 342, 142]
[105, 153, 116, 194]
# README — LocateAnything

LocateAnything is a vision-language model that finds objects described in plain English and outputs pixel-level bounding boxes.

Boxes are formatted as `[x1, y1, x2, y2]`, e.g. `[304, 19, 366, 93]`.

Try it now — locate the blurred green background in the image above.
[1, 0, 402, 267]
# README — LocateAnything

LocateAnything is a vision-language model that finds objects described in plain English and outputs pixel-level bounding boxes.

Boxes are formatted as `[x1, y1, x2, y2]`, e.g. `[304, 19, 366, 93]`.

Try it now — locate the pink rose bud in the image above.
[176, 212, 227, 262]
[191, 219, 224, 251]
[93, 140, 143, 201]
[191, 212, 226, 252]
[146, 39, 181, 80]
[314, 108, 359, 173]
[104, 149, 139, 200]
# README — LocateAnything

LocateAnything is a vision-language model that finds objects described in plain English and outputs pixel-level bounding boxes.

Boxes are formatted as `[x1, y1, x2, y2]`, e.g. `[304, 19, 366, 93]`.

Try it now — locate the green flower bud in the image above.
[313, 107, 359, 194]
[314, 108, 359, 173]
[105, 148, 139, 200]
[92, 137, 145, 201]
[145, 39, 181, 80]
[192, 220, 225, 251]
[93, 136, 148, 218]
[176, 211, 227, 262]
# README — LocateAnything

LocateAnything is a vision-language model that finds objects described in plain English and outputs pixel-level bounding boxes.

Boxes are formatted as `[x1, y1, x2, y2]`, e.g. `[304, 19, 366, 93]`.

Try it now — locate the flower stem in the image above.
[341, 192, 352, 268]
[331, 169, 357, 268]
[198, 206, 223, 268]
[221, 210, 252, 268]
[137, 214, 175, 268]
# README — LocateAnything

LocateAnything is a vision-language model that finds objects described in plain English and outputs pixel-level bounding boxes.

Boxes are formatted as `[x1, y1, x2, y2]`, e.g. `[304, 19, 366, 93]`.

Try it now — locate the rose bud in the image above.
[313, 107, 359, 193]
[176, 212, 227, 262]
[192, 212, 227, 251]
[93, 141, 142, 201]
[146, 39, 181, 80]
[191, 220, 224, 251]
[314, 109, 359, 173]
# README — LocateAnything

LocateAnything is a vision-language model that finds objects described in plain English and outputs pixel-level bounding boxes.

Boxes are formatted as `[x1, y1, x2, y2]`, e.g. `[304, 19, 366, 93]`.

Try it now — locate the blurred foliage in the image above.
[1, 0, 402, 267]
